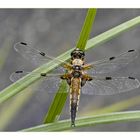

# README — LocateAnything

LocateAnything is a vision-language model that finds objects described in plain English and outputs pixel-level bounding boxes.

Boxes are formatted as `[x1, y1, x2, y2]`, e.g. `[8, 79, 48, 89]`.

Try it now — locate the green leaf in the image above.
[21, 110, 140, 131]
[43, 80, 68, 123]
[0, 87, 34, 130]
[0, 16, 140, 104]
[76, 9, 97, 50]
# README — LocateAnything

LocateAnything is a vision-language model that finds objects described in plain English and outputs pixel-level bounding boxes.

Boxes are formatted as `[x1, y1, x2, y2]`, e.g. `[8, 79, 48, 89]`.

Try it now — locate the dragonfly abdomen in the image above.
[70, 78, 81, 127]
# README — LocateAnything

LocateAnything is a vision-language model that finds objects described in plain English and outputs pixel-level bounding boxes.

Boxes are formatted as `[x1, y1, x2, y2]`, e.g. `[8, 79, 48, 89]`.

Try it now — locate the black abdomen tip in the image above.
[71, 122, 76, 127]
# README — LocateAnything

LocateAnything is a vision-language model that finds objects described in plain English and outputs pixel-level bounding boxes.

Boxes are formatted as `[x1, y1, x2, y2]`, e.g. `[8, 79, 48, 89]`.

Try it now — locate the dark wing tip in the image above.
[20, 42, 27, 45]
[40, 52, 46, 56]
[15, 70, 23, 73]
[128, 49, 135, 52]
[128, 76, 135, 80]
[109, 56, 115, 61]
[105, 77, 112, 80]
[41, 73, 47, 77]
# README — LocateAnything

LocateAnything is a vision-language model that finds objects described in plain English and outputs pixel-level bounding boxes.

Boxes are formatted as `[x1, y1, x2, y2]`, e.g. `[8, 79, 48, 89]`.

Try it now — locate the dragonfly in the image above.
[10, 42, 140, 127]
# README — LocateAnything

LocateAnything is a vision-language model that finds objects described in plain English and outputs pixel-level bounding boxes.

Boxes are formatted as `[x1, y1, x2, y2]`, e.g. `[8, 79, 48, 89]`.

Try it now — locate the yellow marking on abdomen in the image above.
[69, 78, 81, 112]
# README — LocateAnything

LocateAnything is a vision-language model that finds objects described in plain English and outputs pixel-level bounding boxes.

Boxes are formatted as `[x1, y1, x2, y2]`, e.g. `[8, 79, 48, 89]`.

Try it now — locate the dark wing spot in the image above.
[20, 42, 27, 45]
[105, 77, 112, 80]
[41, 73, 46, 77]
[128, 49, 135, 52]
[128, 76, 135, 80]
[15, 70, 23, 73]
[40, 52, 46, 56]
[109, 56, 115, 60]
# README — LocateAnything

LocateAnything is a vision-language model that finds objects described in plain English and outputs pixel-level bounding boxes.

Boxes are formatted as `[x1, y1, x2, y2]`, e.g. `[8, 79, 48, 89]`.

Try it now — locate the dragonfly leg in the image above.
[83, 74, 93, 81]
[61, 73, 72, 85]
[63, 64, 72, 70]
[81, 74, 93, 86]
[83, 64, 92, 70]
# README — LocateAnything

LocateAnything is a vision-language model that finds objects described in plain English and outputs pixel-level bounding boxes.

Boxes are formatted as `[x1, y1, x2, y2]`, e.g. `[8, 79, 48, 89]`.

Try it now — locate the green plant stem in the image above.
[0, 16, 140, 104]
[76, 9, 97, 50]
[43, 80, 68, 123]
[21, 110, 140, 131]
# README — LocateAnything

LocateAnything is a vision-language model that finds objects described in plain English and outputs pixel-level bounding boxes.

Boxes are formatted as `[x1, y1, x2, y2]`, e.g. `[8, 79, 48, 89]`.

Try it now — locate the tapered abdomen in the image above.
[70, 78, 81, 127]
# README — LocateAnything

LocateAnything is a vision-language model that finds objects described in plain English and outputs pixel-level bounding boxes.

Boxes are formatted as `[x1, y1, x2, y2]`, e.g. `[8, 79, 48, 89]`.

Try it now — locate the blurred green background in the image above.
[0, 9, 140, 131]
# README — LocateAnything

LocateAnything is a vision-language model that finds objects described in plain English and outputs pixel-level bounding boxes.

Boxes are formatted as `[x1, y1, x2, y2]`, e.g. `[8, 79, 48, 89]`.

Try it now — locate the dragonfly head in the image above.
[71, 48, 85, 60]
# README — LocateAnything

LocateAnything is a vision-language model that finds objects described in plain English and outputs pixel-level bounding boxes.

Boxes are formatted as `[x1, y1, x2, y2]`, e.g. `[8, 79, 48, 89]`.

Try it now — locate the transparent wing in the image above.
[10, 70, 33, 82]
[10, 70, 69, 94]
[10, 70, 62, 82]
[14, 42, 68, 69]
[87, 50, 139, 75]
[39, 76, 69, 94]
[82, 76, 140, 95]
[14, 42, 51, 66]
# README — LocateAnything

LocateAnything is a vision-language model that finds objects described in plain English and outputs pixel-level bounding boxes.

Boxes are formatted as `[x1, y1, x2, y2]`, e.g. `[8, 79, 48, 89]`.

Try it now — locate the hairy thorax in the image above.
[72, 59, 84, 66]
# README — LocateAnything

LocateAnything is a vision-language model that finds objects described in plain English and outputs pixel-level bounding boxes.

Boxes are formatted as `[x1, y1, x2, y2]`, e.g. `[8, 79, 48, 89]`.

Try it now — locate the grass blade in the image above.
[0, 16, 140, 104]
[86, 16, 140, 50]
[80, 95, 140, 117]
[76, 9, 97, 50]
[21, 110, 140, 131]
[0, 88, 34, 130]
[43, 80, 68, 123]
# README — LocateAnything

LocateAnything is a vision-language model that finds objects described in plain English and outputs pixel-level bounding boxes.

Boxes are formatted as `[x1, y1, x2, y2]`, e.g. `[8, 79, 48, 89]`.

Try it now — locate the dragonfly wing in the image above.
[14, 42, 67, 72]
[82, 76, 140, 95]
[9, 70, 64, 82]
[88, 50, 139, 75]
[14, 42, 51, 66]
[10, 70, 69, 94]
[38, 77, 69, 94]
[10, 71, 36, 82]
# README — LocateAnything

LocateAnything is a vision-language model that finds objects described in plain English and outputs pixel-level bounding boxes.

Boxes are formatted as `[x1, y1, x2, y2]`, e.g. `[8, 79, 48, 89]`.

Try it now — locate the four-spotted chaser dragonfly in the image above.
[10, 42, 140, 127]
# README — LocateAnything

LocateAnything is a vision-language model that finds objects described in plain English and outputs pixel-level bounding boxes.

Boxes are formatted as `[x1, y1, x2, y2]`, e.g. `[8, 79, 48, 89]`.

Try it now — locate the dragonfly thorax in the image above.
[72, 59, 84, 66]
[72, 71, 81, 78]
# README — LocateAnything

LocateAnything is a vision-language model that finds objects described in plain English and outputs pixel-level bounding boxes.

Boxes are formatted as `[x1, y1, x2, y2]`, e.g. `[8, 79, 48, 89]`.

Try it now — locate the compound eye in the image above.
[72, 54, 77, 59]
